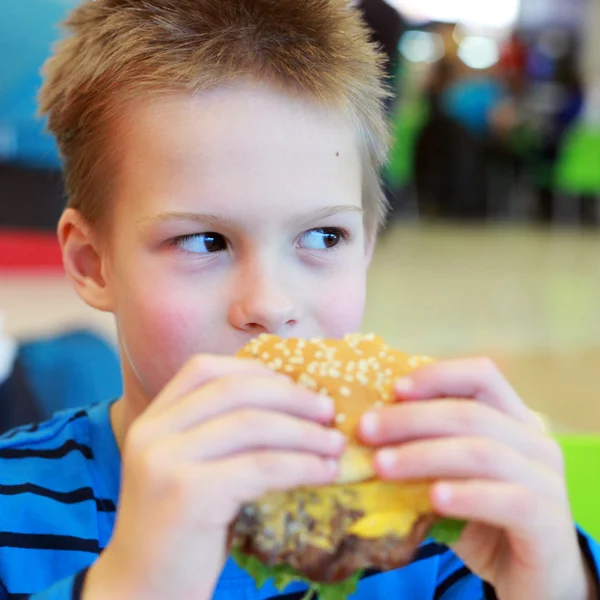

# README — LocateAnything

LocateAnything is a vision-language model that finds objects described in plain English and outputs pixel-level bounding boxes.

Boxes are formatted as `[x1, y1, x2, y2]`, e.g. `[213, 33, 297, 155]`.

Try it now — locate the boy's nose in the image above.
[228, 270, 300, 336]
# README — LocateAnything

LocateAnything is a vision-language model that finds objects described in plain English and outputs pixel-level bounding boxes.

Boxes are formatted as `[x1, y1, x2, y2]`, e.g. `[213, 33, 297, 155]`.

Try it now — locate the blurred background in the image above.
[1, 0, 600, 436]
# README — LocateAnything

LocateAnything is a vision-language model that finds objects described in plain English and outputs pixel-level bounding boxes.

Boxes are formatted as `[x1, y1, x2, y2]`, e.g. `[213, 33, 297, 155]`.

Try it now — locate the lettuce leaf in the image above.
[231, 548, 363, 600]
[428, 518, 466, 546]
[231, 519, 465, 599]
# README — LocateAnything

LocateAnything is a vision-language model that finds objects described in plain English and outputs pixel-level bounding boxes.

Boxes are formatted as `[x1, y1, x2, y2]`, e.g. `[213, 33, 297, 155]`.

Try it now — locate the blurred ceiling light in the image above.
[458, 36, 500, 69]
[399, 31, 446, 63]
[389, 0, 521, 28]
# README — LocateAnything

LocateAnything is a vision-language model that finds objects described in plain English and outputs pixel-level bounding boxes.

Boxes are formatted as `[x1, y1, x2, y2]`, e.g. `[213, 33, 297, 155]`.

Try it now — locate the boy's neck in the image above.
[109, 396, 145, 452]
[110, 361, 156, 451]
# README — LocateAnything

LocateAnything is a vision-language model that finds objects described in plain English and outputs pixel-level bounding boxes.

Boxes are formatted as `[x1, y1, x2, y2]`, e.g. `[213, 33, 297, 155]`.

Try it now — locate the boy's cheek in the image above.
[315, 276, 367, 337]
[117, 286, 223, 397]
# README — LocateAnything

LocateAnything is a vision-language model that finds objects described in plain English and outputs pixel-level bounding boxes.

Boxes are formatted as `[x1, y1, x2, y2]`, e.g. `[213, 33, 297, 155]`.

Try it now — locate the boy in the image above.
[0, 0, 598, 598]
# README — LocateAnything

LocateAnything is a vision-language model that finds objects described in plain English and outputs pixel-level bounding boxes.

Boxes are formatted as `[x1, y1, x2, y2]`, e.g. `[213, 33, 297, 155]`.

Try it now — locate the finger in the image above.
[141, 375, 335, 438]
[429, 479, 564, 545]
[167, 409, 346, 461]
[360, 401, 564, 472]
[395, 358, 539, 426]
[204, 451, 339, 507]
[146, 355, 282, 416]
[374, 437, 566, 503]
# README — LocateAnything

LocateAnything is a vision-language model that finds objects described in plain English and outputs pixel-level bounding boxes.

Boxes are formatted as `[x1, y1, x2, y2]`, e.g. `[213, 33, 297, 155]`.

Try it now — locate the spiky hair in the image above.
[40, 0, 391, 230]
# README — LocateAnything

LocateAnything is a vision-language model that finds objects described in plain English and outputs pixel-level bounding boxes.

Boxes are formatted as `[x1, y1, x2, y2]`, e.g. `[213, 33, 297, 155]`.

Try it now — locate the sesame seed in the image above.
[343, 374, 355, 383]
[262, 352, 270, 361]
[335, 413, 347, 424]
[408, 357, 422, 369]
[298, 373, 317, 390]
[319, 387, 329, 396]
[340, 386, 351, 397]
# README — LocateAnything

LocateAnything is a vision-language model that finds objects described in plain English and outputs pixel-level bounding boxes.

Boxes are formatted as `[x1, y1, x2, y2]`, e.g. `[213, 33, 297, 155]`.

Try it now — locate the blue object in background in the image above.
[18, 330, 123, 417]
[442, 77, 506, 136]
[0, 0, 79, 168]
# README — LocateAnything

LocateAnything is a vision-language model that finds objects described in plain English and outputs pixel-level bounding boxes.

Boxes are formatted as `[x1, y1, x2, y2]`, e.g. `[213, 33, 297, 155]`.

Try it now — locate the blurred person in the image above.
[0, 312, 43, 432]
[357, 0, 406, 109]
[0, 310, 121, 433]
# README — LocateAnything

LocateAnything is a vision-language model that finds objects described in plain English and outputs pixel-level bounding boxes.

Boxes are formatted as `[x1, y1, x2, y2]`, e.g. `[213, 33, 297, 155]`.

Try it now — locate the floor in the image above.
[2, 223, 599, 433]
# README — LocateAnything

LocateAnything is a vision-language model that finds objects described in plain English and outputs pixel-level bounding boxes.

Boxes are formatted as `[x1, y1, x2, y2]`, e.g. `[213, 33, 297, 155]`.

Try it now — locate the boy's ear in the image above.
[364, 225, 377, 267]
[58, 209, 114, 312]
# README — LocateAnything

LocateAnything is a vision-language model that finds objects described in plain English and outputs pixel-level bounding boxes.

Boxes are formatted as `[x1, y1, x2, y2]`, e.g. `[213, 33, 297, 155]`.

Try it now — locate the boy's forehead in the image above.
[121, 82, 358, 157]
[113, 82, 363, 221]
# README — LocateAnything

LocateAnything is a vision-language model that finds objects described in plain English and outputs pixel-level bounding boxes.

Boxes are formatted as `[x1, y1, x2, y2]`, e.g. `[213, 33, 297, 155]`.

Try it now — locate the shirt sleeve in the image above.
[27, 569, 89, 600]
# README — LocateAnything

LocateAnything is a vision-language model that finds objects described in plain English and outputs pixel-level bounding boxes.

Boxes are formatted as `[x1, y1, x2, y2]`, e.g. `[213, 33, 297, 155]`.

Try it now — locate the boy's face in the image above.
[99, 81, 372, 400]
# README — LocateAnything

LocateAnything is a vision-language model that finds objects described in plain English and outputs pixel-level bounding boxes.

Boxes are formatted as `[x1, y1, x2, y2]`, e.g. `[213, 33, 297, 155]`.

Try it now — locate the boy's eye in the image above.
[173, 233, 227, 254]
[299, 228, 346, 251]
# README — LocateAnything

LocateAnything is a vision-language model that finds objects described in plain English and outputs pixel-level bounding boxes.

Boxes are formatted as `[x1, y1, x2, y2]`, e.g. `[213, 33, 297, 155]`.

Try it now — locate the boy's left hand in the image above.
[359, 358, 596, 600]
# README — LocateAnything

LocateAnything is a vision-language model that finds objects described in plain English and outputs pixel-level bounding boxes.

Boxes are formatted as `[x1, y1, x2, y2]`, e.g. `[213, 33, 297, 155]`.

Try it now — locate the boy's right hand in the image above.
[83, 356, 343, 600]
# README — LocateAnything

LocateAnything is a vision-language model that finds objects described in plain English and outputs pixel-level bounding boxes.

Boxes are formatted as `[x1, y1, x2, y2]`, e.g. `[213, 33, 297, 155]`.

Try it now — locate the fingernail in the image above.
[434, 483, 453, 506]
[376, 449, 396, 471]
[361, 411, 380, 438]
[319, 396, 335, 417]
[395, 378, 414, 395]
[329, 431, 346, 452]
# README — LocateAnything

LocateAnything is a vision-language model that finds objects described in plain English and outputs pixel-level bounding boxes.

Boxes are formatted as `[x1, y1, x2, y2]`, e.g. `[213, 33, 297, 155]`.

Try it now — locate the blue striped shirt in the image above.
[0, 400, 599, 599]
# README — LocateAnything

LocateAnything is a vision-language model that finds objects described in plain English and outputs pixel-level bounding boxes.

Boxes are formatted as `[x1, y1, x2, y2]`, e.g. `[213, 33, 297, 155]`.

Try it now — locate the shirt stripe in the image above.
[0, 440, 93, 461]
[0, 533, 101, 554]
[433, 566, 472, 600]
[0, 484, 115, 512]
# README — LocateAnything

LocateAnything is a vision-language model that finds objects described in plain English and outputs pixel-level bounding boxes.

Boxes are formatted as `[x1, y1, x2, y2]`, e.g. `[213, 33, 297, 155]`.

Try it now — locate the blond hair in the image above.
[40, 0, 391, 231]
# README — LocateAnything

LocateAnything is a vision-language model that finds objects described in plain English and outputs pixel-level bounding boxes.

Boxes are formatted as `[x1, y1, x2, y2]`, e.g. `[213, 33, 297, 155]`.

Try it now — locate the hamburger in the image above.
[230, 333, 463, 598]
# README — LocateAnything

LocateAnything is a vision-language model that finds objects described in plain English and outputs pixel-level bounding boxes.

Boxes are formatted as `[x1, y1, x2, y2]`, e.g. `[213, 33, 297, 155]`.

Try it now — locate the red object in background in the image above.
[0, 230, 63, 271]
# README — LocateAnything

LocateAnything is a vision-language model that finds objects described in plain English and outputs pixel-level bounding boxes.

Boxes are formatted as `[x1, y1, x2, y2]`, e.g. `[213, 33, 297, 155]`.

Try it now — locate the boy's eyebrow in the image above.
[146, 206, 364, 228]
[295, 205, 364, 227]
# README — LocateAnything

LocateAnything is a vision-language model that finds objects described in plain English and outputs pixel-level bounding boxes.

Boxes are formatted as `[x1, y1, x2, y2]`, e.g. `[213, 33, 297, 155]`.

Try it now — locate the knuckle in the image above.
[454, 403, 482, 433]
[166, 467, 195, 509]
[541, 435, 565, 473]
[122, 423, 150, 459]
[513, 486, 537, 520]
[466, 438, 496, 472]
[186, 353, 212, 374]
[475, 357, 501, 379]
[237, 409, 265, 431]
[136, 444, 170, 485]
[249, 452, 281, 475]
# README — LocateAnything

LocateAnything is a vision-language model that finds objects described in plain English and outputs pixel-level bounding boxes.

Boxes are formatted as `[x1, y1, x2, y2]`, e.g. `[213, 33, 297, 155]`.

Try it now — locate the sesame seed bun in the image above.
[236, 333, 435, 485]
